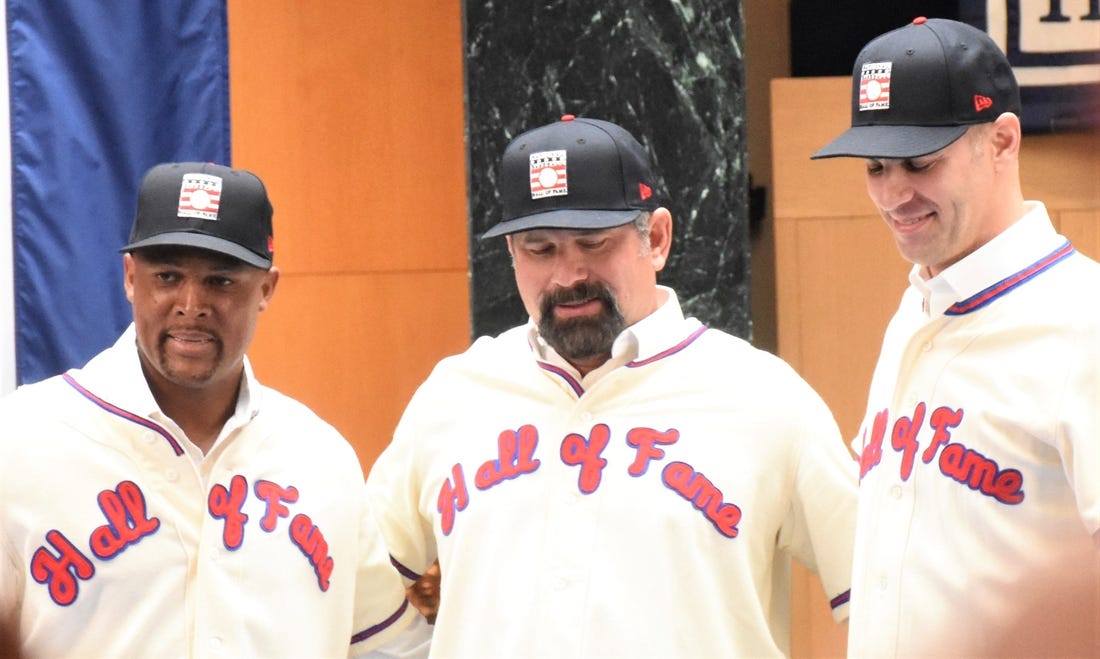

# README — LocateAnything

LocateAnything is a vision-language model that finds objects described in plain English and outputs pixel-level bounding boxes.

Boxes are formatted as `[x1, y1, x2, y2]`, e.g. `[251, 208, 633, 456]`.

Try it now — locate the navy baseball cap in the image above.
[121, 162, 274, 269]
[812, 17, 1021, 160]
[482, 115, 660, 239]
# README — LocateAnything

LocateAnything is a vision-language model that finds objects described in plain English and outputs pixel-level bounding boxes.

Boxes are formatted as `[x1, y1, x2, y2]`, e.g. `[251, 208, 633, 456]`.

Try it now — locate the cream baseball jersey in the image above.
[848, 204, 1100, 657]
[0, 326, 415, 658]
[367, 291, 857, 658]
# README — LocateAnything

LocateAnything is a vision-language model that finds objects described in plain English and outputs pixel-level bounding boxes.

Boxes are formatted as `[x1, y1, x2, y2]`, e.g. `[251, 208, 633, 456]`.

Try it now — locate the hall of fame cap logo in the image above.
[177, 173, 223, 221]
[859, 61, 892, 111]
[529, 149, 568, 199]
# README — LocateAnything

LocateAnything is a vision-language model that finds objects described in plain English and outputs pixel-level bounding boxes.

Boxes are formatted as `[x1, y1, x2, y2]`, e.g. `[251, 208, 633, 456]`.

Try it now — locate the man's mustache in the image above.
[543, 282, 611, 309]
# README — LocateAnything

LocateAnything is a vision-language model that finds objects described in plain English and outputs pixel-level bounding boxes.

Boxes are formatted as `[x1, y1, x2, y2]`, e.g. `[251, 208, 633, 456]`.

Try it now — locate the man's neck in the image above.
[567, 352, 612, 378]
[145, 371, 241, 454]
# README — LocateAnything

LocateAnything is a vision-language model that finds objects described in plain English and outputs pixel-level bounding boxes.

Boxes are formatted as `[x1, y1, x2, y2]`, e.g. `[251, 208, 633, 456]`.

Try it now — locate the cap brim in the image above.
[480, 208, 642, 240]
[810, 124, 969, 160]
[121, 232, 272, 269]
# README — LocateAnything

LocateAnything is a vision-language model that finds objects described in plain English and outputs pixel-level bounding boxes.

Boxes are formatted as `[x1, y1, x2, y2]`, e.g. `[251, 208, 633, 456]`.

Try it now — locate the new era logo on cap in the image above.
[529, 150, 568, 199]
[859, 62, 892, 111]
[177, 173, 223, 221]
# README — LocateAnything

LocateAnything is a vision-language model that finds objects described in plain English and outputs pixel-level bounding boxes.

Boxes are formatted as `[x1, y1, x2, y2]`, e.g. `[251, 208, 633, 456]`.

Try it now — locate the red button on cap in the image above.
[561, 114, 575, 121]
[913, 16, 927, 24]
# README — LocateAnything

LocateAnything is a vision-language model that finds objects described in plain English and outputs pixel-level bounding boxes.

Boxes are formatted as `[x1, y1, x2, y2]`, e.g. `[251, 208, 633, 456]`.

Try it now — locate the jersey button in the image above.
[921, 340, 933, 352]
[164, 469, 179, 482]
[889, 484, 902, 499]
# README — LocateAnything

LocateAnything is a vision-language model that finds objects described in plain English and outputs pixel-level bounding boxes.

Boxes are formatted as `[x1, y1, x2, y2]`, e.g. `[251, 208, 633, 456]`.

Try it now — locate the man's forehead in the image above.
[130, 245, 250, 269]
[864, 127, 979, 163]
[514, 225, 621, 242]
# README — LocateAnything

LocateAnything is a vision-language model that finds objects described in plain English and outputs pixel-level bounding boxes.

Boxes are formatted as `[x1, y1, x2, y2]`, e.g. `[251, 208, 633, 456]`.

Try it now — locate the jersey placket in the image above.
[862, 314, 951, 653]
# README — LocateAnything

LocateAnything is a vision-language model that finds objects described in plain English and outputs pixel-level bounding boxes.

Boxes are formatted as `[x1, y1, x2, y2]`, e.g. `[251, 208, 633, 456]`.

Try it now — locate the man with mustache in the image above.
[538, 280, 620, 365]
[812, 17, 1100, 657]
[366, 116, 858, 657]
[0, 162, 416, 656]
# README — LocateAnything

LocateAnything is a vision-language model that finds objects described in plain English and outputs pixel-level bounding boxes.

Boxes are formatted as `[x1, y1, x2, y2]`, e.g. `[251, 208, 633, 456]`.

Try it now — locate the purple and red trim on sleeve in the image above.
[350, 598, 411, 644]
[830, 589, 851, 610]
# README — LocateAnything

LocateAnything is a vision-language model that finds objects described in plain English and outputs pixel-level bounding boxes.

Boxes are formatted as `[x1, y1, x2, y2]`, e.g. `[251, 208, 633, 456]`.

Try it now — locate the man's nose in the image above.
[870, 168, 916, 210]
[549, 248, 589, 288]
[174, 279, 208, 316]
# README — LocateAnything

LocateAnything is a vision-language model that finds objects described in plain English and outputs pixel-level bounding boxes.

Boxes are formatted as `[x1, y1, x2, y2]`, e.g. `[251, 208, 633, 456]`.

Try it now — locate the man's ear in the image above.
[648, 207, 673, 272]
[257, 266, 280, 312]
[122, 253, 136, 303]
[990, 112, 1022, 164]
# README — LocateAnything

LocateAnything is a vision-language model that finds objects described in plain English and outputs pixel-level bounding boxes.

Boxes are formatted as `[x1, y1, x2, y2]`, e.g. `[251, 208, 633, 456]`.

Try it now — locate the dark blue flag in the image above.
[2, 0, 231, 391]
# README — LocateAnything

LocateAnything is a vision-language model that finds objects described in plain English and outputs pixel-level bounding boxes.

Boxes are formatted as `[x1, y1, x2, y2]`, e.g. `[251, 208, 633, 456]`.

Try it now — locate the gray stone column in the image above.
[465, 1, 750, 340]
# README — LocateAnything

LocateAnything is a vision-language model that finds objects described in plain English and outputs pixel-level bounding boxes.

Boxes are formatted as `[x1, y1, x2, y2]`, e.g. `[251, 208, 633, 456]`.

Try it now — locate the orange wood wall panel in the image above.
[226, 0, 470, 473]
[790, 561, 845, 658]
[248, 272, 471, 468]
[1058, 209, 1100, 260]
[770, 77, 871, 221]
[773, 76, 1100, 659]
[774, 215, 908, 439]
[1020, 133, 1100, 211]
[228, 0, 468, 275]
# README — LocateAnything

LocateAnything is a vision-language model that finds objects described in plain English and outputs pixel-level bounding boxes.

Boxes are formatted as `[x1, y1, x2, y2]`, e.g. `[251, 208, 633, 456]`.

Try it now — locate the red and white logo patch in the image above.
[858, 61, 892, 111]
[529, 150, 568, 199]
[177, 173, 223, 221]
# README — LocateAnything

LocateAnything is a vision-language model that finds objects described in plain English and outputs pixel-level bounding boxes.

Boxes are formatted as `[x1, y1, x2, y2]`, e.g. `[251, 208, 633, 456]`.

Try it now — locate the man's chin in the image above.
[165, 372, 216, 389]
[542, 322, 620, 362]
[156, 359, 219, 389]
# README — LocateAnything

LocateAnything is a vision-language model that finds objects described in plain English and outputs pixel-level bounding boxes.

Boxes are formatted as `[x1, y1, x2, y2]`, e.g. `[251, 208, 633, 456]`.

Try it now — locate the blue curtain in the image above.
[9, 0, 231, 384]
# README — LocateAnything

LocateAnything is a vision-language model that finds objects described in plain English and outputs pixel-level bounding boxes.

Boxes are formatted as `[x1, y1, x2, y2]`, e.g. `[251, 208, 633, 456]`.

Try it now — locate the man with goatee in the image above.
[366, 115, 858, 658]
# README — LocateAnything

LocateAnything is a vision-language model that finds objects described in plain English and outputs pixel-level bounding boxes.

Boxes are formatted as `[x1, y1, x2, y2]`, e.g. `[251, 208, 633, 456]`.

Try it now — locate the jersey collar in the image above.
[528, 285, 695, 388]
[911, 202, 1068, 317]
